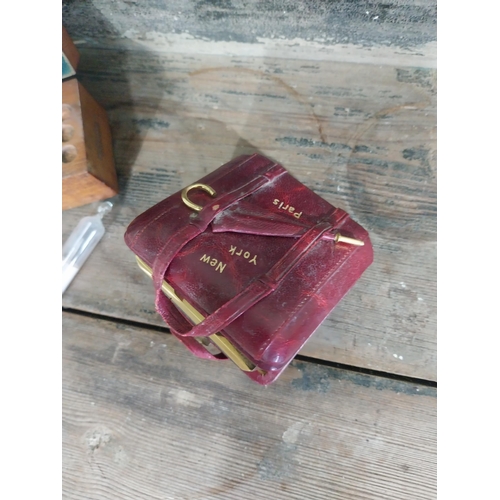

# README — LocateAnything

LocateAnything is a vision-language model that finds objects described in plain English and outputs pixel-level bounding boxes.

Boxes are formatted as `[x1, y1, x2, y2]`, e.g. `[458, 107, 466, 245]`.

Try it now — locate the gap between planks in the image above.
[62, 307, 437, 389]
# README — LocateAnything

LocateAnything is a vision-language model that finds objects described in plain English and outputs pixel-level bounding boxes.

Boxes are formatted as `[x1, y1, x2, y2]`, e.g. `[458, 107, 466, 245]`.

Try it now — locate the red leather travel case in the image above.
[124, 154, 373, 384]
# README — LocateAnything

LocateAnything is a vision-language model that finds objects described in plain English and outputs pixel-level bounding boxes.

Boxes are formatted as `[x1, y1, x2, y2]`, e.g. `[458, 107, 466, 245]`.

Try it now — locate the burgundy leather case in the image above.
[124, 154, 373, 384]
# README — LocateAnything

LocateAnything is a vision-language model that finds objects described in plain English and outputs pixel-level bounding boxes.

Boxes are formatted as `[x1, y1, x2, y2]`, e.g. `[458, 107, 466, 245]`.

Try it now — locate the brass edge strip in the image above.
[135, 256, 260, 373]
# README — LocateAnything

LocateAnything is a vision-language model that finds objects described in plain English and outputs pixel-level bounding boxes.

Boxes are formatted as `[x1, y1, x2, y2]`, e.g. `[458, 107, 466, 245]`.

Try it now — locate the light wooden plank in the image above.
[63, 312, 436, 500]
[62, 47, 436, 380]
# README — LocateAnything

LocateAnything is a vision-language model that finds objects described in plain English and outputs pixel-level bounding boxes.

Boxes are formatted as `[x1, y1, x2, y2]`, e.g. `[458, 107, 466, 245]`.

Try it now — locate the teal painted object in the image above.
[62, 53, 75, 79]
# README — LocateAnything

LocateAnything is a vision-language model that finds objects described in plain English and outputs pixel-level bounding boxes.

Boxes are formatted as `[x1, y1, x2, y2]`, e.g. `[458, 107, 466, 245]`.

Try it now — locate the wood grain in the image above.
[63, 312, 436, 500]
[62, 47, 436, 380]
[62, 0, 436, 55]
[62, 78, 119, 210]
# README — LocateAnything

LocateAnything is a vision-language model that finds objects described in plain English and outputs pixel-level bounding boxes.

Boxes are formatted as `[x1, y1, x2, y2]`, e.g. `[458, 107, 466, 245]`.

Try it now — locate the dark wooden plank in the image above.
[63, 0, 436, 54]
[62, 47, 436, 381]
[63, 312, 436, 500]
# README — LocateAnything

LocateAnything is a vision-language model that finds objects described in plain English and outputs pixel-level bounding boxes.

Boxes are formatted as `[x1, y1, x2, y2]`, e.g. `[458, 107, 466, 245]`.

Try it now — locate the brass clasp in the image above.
[181, 183, 216, 212]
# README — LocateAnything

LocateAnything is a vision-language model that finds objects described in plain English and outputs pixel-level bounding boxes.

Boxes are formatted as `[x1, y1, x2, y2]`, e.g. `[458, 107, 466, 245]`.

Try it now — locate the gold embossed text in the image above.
[200, 254, 226, 273]
[229, 246, 258, 265]
[273, 199, 302, 218]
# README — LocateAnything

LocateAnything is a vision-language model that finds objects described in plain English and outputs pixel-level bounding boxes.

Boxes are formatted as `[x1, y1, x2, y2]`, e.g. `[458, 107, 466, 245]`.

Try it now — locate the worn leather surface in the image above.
[125, 154, 373, 384]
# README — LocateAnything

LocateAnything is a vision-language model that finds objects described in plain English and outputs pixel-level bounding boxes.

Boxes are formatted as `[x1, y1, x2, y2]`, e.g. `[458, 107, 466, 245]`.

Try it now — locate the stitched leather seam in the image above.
[256, 215, 354, 357]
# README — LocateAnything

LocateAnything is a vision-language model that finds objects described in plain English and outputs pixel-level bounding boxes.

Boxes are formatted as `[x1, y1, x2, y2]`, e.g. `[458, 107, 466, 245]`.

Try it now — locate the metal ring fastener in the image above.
[181, 183, 217, 212]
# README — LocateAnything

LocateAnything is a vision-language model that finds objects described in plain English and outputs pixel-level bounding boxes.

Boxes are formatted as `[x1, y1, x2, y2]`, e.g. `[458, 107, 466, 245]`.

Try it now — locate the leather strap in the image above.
[152, 164, 283, 350]
[156, 221, 334, 339]
[152, 167, 281, 290]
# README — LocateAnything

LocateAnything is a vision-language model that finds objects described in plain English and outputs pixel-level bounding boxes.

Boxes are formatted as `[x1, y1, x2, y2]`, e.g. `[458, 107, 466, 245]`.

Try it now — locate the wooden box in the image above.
[62, 78, 119, 210]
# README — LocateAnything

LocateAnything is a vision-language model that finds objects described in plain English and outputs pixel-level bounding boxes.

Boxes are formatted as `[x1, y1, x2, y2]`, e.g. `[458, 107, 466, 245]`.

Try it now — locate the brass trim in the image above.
[334, 234, 365, 246]
[135, 256, 260, 373]
[181, 183, 216, 212]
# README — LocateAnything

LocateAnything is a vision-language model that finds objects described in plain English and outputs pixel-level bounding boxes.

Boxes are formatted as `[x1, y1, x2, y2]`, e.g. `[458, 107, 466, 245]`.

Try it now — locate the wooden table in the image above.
[62, 4, 436, 497]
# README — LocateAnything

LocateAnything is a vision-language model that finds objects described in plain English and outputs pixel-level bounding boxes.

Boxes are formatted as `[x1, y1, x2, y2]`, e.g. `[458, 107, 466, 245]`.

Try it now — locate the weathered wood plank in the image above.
[63, 0, 436, 63]
[62, 47, 436, 380]
[63, 312, 436, 500]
